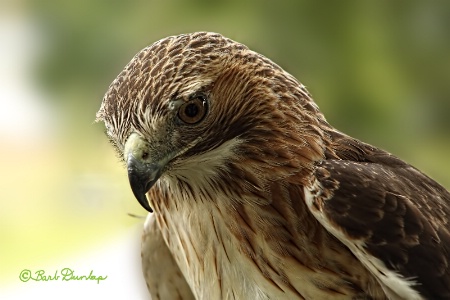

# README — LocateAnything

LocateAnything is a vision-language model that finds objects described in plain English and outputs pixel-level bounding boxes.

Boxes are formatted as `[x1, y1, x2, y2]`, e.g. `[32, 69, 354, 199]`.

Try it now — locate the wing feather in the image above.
[306, 156, 450, 299]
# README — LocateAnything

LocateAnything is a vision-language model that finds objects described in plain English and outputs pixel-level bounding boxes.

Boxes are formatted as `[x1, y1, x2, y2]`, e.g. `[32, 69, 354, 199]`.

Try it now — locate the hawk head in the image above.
[96, 32, 327, 212]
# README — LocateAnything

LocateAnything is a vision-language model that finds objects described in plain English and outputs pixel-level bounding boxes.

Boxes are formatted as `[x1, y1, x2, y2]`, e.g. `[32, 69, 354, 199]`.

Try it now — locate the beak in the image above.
[124, 133, 165, 213]
[127, 154, 162, 212]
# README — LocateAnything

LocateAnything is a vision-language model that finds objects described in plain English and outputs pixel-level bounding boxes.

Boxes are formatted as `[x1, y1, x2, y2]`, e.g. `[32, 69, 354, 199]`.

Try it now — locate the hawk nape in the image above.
[97, 32, 449, 300]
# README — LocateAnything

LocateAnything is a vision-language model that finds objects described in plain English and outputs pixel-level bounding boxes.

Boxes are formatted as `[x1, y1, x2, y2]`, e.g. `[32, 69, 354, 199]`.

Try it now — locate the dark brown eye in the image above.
[177, 97, 207, 124]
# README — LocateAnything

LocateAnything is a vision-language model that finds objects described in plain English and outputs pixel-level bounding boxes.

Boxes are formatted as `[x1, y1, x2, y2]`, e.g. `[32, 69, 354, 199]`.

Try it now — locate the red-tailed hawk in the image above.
[96, 32, 450, 299]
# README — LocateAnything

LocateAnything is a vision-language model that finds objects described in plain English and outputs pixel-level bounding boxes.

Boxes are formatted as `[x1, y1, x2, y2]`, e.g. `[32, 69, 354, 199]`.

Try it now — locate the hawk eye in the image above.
[177, 96, 207, 124]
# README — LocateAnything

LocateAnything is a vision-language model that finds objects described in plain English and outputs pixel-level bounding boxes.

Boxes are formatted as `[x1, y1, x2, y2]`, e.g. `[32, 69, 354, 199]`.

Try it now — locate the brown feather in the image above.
[98, 32, 449, 299]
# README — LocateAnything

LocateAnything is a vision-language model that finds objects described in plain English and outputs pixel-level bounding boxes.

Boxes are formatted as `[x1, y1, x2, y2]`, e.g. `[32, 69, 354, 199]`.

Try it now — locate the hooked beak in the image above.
[124, 133, 165, 213]
[127, 154, 162, 212]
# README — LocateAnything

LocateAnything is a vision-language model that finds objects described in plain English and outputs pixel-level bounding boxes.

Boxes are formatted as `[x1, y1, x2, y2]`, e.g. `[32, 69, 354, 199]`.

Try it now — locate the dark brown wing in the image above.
[308, 134, 450, 299]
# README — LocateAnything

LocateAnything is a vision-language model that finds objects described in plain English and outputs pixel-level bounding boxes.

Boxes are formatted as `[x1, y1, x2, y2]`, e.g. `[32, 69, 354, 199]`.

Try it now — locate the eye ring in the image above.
[177, 96, 207, 124]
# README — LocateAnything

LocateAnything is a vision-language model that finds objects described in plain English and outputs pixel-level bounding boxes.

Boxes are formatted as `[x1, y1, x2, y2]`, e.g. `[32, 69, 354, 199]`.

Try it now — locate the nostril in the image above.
[142, 152, 149, 160]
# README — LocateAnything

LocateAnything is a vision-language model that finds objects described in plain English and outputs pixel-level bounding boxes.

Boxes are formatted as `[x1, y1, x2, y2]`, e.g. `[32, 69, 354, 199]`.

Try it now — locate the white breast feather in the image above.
[156, 137, 273, 299]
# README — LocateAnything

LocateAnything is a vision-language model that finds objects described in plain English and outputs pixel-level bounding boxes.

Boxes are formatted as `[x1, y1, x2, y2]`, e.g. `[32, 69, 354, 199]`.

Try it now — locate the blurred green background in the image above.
[1, 0, 449, 298]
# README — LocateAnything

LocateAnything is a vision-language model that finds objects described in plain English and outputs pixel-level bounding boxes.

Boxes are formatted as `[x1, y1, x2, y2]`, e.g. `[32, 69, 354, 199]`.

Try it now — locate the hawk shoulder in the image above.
[305, 141, 450, 299]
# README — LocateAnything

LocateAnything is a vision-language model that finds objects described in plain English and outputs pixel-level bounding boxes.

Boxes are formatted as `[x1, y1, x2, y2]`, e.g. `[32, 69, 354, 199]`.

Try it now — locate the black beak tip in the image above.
[133, 189, 154, 213]
[128, 171, 154, 213]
